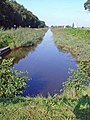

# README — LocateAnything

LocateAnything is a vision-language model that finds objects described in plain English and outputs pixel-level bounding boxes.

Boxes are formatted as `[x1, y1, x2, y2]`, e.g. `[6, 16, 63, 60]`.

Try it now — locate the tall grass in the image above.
[0, 89, 90, 120]
[52, 28, 90, 61]
[0, 28, 48, 49]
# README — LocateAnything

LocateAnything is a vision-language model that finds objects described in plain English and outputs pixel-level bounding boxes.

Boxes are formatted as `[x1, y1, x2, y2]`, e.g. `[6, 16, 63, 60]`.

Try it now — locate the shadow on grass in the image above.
[74, 95, 90, 120]
[0, 97, 29, 105]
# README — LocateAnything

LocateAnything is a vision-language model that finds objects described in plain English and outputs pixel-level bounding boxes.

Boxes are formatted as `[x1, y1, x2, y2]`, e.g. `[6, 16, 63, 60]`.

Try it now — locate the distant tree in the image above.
[38, 21, 46, 28]
[65, 25, 71, 28]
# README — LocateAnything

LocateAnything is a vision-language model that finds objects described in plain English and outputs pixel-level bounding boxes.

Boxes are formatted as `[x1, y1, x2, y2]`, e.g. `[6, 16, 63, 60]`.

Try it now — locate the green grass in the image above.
[0, 28, 48, 49]
[0, 96, 74, 120]
[52, 28, 90, 61]
[0, 88, 90, 120]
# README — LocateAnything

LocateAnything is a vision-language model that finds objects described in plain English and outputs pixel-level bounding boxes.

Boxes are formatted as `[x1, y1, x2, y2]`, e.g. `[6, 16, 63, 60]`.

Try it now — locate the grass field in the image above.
[52, 28, 90, 61]
[0, 87, 90, 120]
[0, 28, 48, 49]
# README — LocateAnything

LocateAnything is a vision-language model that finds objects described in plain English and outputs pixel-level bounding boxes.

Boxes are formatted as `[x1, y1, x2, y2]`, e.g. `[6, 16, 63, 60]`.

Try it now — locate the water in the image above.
[4, 29, 77, 97]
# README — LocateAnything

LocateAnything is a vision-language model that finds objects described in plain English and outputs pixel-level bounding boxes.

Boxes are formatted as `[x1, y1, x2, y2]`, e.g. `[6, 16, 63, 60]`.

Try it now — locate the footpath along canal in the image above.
[4, 29, 77, 97]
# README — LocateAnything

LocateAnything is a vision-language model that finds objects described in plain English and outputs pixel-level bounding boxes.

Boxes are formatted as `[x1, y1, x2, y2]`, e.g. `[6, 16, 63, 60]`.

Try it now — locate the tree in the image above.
[84, 0, 90, 11]
[0, 0, 46, 28]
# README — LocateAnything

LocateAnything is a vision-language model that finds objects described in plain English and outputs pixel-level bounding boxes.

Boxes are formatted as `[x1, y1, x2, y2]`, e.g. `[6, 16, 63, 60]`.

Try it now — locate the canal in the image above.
[4, 29, 77, 97]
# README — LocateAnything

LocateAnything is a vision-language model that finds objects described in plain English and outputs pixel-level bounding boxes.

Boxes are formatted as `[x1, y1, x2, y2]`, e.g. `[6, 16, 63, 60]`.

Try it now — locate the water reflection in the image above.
[4, 45, 37, 64]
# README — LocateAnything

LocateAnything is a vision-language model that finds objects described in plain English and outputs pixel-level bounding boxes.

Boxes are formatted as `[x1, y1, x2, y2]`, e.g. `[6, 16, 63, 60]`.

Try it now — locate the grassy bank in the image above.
[0, 28, 48, 49]
[52, 28, 90, 61]
[0, 58, 90, 120]
[0, 88, 90, 120]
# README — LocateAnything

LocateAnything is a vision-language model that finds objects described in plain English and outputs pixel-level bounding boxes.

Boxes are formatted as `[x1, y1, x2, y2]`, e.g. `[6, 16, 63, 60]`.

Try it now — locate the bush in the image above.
[63, 62, 90, 97]
[0, 59, 28, 98]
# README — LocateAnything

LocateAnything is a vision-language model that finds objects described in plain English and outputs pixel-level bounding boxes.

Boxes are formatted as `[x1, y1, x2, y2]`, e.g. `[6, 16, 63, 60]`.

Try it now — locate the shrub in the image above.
[0, 59, 28, 98]
[63, 62, 90, 97]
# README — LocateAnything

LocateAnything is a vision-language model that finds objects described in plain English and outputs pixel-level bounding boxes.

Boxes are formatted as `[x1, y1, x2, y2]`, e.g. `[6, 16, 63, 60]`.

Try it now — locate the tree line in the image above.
[0, 0, 46, 29]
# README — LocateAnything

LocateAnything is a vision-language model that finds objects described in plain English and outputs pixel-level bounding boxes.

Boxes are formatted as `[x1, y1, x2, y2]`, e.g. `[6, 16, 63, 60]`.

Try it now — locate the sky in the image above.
[16, 0, 90, 27]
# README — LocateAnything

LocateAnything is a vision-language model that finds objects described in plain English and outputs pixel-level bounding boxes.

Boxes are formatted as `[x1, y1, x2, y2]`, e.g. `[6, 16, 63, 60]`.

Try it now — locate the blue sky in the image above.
[16, 0, 90, 27]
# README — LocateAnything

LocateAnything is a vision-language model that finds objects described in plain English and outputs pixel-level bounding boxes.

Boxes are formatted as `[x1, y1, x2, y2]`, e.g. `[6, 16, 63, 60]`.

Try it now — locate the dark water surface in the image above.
[5, 29, 77, 97]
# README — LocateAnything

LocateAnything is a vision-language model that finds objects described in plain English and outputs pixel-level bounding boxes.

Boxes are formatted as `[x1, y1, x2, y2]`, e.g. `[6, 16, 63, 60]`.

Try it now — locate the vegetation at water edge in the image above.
[0, 59, 90, 120]
[0, 59, 28, 98]
[0, 28, 48, 49]
[52, 28, 90, 61]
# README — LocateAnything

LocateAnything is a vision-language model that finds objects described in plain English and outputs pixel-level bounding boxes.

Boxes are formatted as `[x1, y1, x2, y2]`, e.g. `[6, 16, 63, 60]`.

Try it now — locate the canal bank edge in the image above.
[0, 46, 11, 58]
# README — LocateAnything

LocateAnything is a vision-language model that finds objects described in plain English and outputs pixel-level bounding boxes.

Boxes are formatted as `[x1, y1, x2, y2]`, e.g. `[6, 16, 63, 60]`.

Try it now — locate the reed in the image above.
[0, 28, 47, 49]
